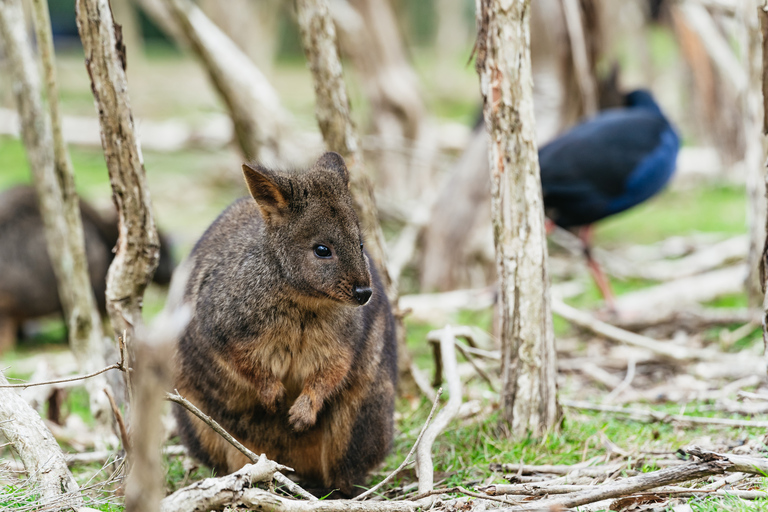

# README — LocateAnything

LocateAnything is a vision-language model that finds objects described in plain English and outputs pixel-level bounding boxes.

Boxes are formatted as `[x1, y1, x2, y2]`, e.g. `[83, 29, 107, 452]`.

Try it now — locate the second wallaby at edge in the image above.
[173, 152, 397, 496]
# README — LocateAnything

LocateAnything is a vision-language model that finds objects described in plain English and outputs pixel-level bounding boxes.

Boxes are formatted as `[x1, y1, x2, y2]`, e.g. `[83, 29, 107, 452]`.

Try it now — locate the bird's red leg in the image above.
[578, 225, 616, 310]
[545, 218, 556, 236]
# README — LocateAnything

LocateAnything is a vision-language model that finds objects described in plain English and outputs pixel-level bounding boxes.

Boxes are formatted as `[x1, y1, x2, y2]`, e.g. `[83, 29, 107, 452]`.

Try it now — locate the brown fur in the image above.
[173, 152, 397, 496]
[0, 185, 175, 351]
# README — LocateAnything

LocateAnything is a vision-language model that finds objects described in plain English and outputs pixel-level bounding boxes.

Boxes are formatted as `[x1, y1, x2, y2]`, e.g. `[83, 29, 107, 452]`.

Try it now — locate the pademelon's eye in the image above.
[360, 243, 364, 252]
[314, 245, 332, 259]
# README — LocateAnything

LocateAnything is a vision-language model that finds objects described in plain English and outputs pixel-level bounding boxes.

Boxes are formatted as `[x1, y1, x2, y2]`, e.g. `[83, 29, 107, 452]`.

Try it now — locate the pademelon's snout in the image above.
[353, 285, 373, 306]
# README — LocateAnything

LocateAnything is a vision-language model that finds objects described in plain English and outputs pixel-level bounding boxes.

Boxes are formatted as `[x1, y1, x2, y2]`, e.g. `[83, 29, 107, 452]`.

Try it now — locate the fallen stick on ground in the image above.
[160, 456, 293, 512]
[483, 483, 766, 500]
[165, 391, 316, 501]
[614, 264, 747, 314]
[490, 459, 683, 476]
[416, 326, 463, 494]
[552, 300, 698, 361]
[239, 488, 420, 511]
[563, 400, 768, 428]
[490, 447, 760, 510]
[553, 300, 765, 379]
[612, 306, 759, 333]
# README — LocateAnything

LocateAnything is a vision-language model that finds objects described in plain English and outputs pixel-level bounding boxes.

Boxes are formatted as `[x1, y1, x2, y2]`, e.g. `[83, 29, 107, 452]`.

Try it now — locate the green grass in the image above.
[368, 398, 768, 498]
[595, 185, 747, 247]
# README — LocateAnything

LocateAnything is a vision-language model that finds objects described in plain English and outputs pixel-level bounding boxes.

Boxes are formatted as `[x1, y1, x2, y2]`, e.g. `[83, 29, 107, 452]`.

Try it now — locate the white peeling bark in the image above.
[0, 371, 82, 509]
[475, 0, 560, 437]
[75, 0, 160, 354]
[1, 0, 112, 424]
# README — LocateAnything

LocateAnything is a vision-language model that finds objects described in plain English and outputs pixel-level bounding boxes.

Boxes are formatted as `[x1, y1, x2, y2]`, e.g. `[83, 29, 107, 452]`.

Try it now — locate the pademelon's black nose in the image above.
[353, 286, 373, 305]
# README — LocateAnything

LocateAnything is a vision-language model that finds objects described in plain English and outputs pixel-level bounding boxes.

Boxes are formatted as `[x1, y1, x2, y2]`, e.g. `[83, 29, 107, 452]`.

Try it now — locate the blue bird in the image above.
[539, 89, 679, 306]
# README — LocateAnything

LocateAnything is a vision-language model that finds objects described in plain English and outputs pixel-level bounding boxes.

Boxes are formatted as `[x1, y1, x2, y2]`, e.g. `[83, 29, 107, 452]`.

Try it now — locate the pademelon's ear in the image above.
[316, 151, 349, 185]
[242, 163, 289, 220]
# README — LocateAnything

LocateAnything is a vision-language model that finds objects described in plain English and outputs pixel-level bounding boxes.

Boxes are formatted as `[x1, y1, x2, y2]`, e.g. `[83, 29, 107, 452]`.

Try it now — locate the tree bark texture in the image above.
[475, 0, 560, 437]
[760, 1, 768, 374]
[743, 0, 768, 307]
[161, 0, 314, 167]
[75, 0, 160, 349]
[0, 371, 82, 509]
[1, 0, 112, 423]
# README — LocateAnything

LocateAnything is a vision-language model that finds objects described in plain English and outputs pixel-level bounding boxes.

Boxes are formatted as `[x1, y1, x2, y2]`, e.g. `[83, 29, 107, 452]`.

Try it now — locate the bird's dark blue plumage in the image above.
[539, 89, 679, 229]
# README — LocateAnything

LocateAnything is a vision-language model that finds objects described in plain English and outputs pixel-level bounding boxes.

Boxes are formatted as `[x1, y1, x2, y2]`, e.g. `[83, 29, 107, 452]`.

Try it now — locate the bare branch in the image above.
[0, 362, 123, 389]
[416, 326, 463, 493]
[165, 391, 317, 501]
[75, 0, 161, 349]
[563, 400, 768, 429]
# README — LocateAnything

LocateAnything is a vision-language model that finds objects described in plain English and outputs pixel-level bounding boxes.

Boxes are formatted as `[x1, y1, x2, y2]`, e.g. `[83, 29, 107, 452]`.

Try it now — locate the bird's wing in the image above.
[538, 111, 676, 226]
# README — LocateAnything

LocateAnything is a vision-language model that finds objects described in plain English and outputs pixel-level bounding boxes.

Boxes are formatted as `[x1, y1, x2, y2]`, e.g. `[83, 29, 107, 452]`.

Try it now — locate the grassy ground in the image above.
[1, 46, 765, 510]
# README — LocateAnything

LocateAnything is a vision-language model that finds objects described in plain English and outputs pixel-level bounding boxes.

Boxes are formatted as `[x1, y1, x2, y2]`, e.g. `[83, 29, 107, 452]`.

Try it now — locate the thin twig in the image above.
[165, 390, 317, 501]
[563, 400, 768, 428]
[354, 388, 444, 501]
[0, 362, 123, 389]
[104, 388, 130, 454]
[604, 357, 636, 403]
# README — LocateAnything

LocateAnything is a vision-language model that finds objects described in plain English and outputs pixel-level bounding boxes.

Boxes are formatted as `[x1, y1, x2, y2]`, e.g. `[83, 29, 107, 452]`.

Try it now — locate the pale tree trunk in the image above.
[561, 0, 599, 117]
[124, 309, 187, 512]
[331, 0, 430, 201]
[75, 0, 160, 361]
[420, 127, 493, 292]
[759, 2, 768, 374]
[296, 0, 390, 295]
[0, 0, 112, 425]
[295, 0, 418, 394]
[671, 3, 746, 166]
[418, 0, 604, 294]
[159, 0, 316, 167]
[475, 0, 560, 437]
[132, 0, 187, 47]
[0, 371, 82, 509]
[743, 0, 768, 307]
[199, 0, 280, 73]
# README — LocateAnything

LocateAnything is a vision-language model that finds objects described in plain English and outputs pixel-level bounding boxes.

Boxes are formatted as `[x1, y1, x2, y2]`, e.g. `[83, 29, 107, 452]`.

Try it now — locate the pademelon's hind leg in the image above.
[326, 386, 395, 497]
[173, 403, 249, 475]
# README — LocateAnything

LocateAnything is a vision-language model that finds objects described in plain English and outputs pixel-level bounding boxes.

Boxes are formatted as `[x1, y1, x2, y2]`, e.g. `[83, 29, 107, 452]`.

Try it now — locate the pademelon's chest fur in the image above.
[219, 298, 356, 402]
[256, 310, 352, 397]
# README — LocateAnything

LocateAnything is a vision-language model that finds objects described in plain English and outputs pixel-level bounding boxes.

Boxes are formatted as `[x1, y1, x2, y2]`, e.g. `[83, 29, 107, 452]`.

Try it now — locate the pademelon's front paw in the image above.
[259, 379, 287, 413]
[288, 394, 317, 432]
